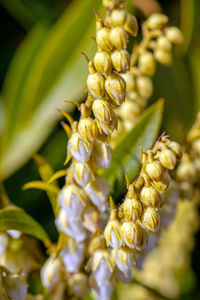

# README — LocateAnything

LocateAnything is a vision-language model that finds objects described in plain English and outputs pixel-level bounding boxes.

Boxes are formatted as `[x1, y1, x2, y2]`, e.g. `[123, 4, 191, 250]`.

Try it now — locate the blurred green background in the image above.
[0, 0, 200, 298]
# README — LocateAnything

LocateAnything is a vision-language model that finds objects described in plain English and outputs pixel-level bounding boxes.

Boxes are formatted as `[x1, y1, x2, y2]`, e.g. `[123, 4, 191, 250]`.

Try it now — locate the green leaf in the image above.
[0, 207, 50, 245]
[103, 99, 164, 199]
[0, 0, 102, 180]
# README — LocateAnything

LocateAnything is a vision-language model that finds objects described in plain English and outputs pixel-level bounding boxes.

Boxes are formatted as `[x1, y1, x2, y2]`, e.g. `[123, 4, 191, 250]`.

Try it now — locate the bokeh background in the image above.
[0, 0, 200, 298]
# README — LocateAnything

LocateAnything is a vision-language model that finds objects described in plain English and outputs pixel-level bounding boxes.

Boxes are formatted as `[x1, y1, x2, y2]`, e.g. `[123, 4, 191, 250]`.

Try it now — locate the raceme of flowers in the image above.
[0, 1, 190, 300]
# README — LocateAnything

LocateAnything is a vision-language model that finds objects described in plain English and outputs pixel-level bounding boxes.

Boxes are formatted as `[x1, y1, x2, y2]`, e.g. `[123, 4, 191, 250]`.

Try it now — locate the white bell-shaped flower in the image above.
[55, 209, 87, 242]
[73, 161, 94, 187]
[93, 281, 114, 300]
[68, 132, 93, 163]
[40, 256, 64, 292]
[85, 176, 110, 212]
[82, 205, 99, 233]
[5, 273, 27, 300]
[58, 184, 87, 220]
[92, 250, 114, 286]
[113, 247, 135, 277]
[91, 140, 112, 169]
[60, 238, 85, 273]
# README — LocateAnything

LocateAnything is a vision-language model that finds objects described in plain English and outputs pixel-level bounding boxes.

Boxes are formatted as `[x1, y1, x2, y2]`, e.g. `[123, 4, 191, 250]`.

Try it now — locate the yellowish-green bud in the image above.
[169, 141, 182, 159]
[152, 171, 170, 193]
[124, 14, 138, 36]
[78, 117, 98, 142]
[109, 27, 128, 50]
[165, 26, 184, 44]
[154, 49, 172, 66]
[105, 72, 126, 105]
[136, 76, 153, 99]
[110, 9, 127, 27]
[121, 221, 142, 249]
[146, 13, 168, 30]
[103, 0, 120, 9]
[96, 27, 113, 51]
[121, 71, 135, 92]
[157, 36, 172, 52]
[141, 207, 160, 232]
[139, 51, 156, 77]
[104, 210, 122, 249]
[158, 149, 177, 170]
[145, 160, 163, 181]
[94, 51, 112, 76]
[123, 197, 143, 222]
[87, 71, 105, 98]
[176, 157, 196, 182]
[111, 49, 130, 73]
[141, 186, 161, 208]
[68, 273, 89, 298]
[92, 99, 114, 124]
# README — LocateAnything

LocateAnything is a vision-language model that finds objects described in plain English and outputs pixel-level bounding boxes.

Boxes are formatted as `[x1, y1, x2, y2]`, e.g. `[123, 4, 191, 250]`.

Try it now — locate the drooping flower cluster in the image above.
[114, 13, 183, 134]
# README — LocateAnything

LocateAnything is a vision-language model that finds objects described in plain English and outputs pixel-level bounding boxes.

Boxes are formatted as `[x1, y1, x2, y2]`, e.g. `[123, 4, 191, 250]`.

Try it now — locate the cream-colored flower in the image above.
[68, 132, 93, 163]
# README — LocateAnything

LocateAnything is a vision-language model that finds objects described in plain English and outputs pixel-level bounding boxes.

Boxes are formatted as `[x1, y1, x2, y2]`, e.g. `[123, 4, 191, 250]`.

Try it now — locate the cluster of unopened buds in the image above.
[37, 1, 186, 299]
[114, 12, 183, 136]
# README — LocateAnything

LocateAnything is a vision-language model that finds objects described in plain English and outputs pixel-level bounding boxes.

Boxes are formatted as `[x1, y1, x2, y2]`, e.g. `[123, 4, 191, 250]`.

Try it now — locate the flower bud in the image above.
[145, 160, 163, 181]
[114, 247, 135, 277]
[104, 210, 122, 249]
[152, 172, 171, 193]
[91, 139, 112, 169]
[84, 176, 110, 212]
[82, 205, 99, 233]
[146, 13, 168, 30]
[105, 73, 126, 105]
[97, 115, 118, 135]
[4, 274, 27, 300]
[55, 209, 87, 241]
[139, 52, 156, 77]
[141, 186, 161, 207]
[58, 184, 87, 218]
[96, 27, 113, 51]
[68, 273, 89, 298]
[121, 221, 142, 249]
[110, 9, 127, 27]
[157, 36, 172, 51]
[92, 250, 114, 285]
[136, 76, 153, 99]
[94, 51, 112, 76]
[73, 161, 94, 187]
[123, 197, 143, 221]
[41, 256, 65, 292]
[109, 27, 128, 50]
[176, 160, 196, 182]
[103, 0, 120, 9]
[60, 238, 85, 273]
[169, 141, 182, 159]
[192, 139, 200, 156]
[111, 49, 130, 73]
[121, 71, 135, 92]
[158, 149, 177, 170]
[78, 117, 98, 143]
[68, 132, 93, 163]
[154, 49, 172, 66]
[118, 100, 141, 125]
[92, 99, 114, 124]
[124, 14, 138, 36]
[87, 72, 105, 98]
[141, 207, 160, 232]
[165, 26, 184, 44]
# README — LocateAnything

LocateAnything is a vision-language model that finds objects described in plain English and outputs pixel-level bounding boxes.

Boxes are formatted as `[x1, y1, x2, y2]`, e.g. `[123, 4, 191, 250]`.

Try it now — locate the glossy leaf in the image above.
[0, 0, 102, 180]
[0, 207, 50, 245]
[103, 99, 164, 199]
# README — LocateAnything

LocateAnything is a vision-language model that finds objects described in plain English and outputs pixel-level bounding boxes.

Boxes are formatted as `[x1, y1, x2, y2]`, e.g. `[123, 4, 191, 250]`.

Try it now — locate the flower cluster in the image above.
[114, 13, 183, 134]
[41, 0, 140, 298]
